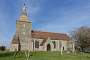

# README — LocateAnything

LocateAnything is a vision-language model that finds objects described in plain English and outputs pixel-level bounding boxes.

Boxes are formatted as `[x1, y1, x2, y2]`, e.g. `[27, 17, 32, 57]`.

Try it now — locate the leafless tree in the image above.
[71, 26, 90, 52]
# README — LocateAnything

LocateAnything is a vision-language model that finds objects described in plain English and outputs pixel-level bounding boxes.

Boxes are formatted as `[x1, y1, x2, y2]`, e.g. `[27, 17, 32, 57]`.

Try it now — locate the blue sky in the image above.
[0, 0, 90, 47]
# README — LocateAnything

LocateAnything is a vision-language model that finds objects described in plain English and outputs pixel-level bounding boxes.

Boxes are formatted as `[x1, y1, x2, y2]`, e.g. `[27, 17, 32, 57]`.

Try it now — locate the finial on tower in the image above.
[19, 0, 29, 21]
[21, 0, 28, 16]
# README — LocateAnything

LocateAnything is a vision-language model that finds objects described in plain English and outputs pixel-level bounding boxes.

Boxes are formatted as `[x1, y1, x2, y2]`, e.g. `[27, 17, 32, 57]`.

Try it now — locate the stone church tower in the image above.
[11, 3, 33, 51]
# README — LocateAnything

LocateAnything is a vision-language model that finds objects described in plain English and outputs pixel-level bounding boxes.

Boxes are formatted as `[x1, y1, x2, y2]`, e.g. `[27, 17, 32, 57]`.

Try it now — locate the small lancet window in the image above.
[52, 41, 56, 48]
[35, 40, 39, 48]
[23, 24, 25, 28]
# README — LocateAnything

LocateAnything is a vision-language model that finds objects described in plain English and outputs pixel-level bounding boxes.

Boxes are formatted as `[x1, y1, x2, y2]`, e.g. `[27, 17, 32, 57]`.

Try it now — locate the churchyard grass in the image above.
[0, 51, 90, 60]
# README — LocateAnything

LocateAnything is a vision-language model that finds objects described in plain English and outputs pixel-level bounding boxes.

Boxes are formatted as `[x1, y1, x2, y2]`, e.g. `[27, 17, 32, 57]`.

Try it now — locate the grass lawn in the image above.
[0, 51, 90, 60]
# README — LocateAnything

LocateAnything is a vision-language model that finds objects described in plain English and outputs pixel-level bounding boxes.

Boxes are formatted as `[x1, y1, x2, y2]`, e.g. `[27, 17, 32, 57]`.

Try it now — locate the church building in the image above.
[10, 3, 74, 52]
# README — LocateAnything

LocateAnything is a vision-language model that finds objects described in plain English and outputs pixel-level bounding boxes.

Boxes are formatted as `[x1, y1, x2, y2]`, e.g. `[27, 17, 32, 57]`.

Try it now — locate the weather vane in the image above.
[24, 0, 28, 5]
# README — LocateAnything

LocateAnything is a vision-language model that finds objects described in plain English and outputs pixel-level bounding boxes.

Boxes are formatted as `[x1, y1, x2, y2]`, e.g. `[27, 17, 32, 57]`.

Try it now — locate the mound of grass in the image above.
[0, 51, 90, 60]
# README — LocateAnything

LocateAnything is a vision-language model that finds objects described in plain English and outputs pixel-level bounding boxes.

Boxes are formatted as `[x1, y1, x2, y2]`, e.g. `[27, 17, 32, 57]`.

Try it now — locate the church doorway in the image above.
[47, 44, 51, 51]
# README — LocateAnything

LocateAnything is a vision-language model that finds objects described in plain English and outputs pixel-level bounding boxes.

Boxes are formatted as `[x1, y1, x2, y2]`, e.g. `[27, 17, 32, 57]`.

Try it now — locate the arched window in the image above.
[52, 41, 56, 48]
[23, 24, 25, 28]
[59, 41, 62, 48]
[63, 47, 64, 50]
[35, 40, 39, 48]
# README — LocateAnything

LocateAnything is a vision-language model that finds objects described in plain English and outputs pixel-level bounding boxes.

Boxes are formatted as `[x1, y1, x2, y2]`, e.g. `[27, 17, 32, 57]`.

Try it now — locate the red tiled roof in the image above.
[31, 30, 69, 40]
[12, 30, 69, 44]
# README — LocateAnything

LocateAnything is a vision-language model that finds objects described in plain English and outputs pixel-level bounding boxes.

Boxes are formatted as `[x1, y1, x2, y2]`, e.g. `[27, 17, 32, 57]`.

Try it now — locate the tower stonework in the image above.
[17, 4, 32, 51]
[11, 3, 33, 51]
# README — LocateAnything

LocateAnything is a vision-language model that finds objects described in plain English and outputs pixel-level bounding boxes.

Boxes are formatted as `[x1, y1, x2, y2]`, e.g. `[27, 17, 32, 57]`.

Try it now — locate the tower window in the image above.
[35, 40, 39, 48]
[23, 32, 25, 35]
[23, 24, 25, 28]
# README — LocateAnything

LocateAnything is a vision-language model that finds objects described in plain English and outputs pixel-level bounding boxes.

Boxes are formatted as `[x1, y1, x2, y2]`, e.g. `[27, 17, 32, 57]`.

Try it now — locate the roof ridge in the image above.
[31, 30, 67, 35]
